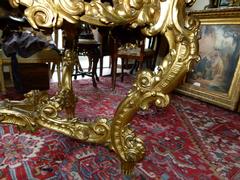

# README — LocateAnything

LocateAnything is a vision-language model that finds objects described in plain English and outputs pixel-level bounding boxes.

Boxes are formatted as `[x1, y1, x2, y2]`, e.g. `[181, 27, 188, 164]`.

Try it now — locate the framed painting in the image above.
[177, 9, 240, 110]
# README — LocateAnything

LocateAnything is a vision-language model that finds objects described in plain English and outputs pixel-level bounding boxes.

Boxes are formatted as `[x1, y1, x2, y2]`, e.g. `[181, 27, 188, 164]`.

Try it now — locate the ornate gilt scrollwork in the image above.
[9, 0, 85, 29]
[2, 0, 200, 175]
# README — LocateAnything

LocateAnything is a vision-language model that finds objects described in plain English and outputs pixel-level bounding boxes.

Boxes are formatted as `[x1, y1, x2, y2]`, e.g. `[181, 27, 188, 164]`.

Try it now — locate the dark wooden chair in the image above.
[92, 27, 112, 76]
[111, 27, 159, 90]
[72, 23, 101, 87]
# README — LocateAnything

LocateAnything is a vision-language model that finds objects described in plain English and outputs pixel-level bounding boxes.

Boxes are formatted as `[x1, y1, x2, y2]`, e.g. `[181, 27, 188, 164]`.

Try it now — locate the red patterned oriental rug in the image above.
[0, 76, 240, 179]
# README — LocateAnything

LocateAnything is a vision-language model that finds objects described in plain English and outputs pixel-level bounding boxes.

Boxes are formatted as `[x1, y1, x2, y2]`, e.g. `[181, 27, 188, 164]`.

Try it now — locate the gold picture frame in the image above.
[177, 8, 240, 110]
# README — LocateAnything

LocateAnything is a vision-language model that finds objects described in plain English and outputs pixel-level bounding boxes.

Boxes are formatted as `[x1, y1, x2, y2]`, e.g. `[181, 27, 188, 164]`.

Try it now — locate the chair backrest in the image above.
[115, 39, 144, 58]
[111, 27, 146, 59]
[97, 27, 112, 57]
[78, 23, 94, 40]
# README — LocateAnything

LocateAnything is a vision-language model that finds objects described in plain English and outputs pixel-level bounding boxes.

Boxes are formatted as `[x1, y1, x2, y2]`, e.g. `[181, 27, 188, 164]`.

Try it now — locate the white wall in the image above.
[190, 0, 209, 10]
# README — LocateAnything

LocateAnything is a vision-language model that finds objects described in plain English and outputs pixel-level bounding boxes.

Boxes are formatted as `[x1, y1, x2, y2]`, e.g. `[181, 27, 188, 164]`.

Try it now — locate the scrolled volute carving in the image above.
[9, 0, 161, 36]
[10, 0, 85, 29]
[131, 70, 170, 110]
[134, 70, 155, 91]
[83, 0, 160, 27]
[0, 90, 48, 131]
[25, 4, 57, 29]
[122, 126, 145, 162]
[36, 92, 111, 143]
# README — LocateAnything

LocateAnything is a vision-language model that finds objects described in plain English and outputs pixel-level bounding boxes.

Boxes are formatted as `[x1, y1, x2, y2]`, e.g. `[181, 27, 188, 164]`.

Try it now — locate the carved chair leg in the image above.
[56, 62, 61, 87]
[130, 60, 137, 74]
[112, 55, 117, 90]
[91, 56, 97, 88]
[0, 62, 6, 94]
[99, 56, 103, 76]
[92, 56, 99, 82]
[121, 58, 124, 82]
[88, 55, 93, 72]
[138, 61, 143, 70]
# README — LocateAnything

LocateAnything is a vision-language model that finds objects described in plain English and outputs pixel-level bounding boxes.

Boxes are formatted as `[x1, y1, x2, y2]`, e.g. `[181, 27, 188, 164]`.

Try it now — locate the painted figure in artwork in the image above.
[187, 25, 240, 93]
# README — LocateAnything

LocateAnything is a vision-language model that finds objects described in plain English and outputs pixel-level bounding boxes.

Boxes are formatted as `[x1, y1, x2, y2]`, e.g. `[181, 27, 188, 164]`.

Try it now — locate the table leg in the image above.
[0, 61, 6, 94]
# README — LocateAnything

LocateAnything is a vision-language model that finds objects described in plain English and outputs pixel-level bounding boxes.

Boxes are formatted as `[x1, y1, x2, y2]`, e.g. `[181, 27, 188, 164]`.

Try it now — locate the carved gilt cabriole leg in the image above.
[2, 0, 200, 175]
[111, 71, 170, 174]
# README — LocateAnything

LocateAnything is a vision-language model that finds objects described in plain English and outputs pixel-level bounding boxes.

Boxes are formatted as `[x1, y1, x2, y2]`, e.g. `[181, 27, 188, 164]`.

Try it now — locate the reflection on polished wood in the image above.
[0, 0, 200, 174]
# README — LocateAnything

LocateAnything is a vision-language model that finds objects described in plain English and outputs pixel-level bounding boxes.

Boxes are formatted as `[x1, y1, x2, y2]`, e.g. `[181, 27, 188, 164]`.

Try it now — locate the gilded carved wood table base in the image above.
[0, 0, 200, 174]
